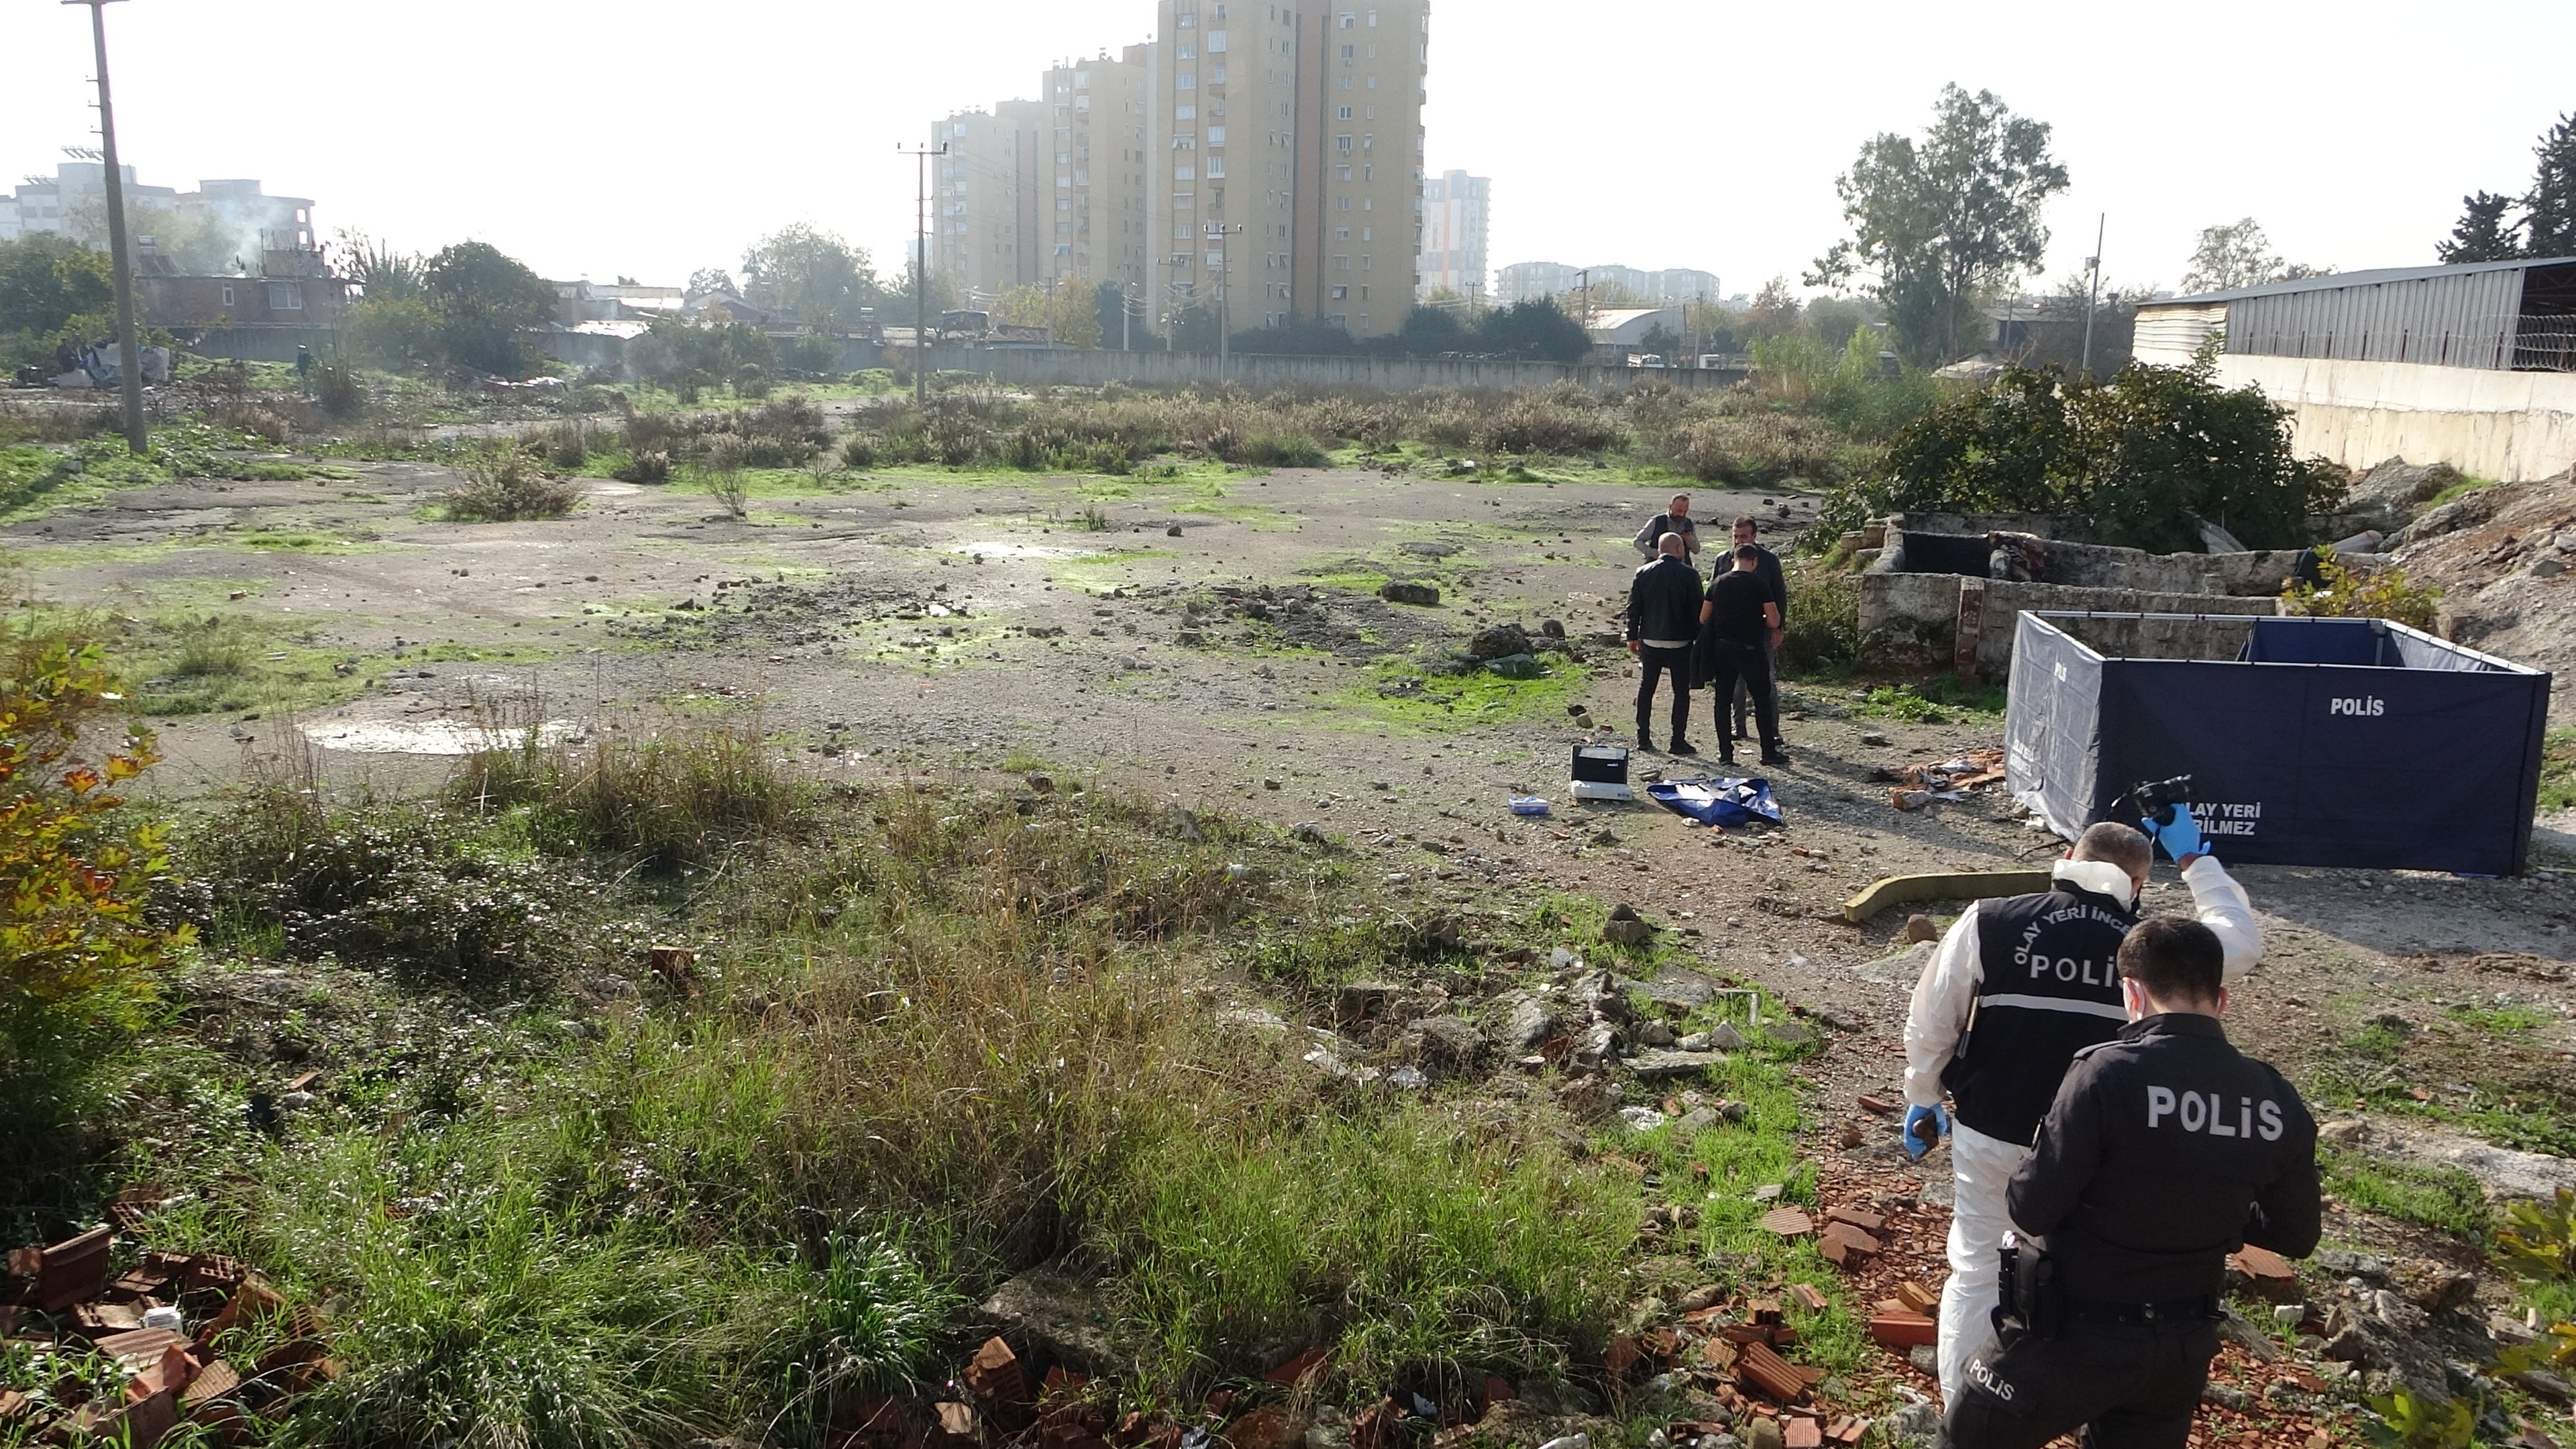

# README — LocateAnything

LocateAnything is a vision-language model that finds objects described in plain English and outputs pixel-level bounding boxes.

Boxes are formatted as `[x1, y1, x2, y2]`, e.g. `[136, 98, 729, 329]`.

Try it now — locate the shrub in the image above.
[2280, 549, 2442, 633]
[1819, 358, 2344, 553]
[1478, 388, 1623, 455]
[1239, 431, 1329, 468]
[313, 362, 366, 419]
[453, 720, 806, 870]
[841, 435, 878, 470]
[700, 438, 753, 520]
[0, 635, 189, 1067]
[440, 447, 583, 522]
[1777, 567, 1862, 676]
[535, 421, 590, 470]
[611, 450, 671, 485]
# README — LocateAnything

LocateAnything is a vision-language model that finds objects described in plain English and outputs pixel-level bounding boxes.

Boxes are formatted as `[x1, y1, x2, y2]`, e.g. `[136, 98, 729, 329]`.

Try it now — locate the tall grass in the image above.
[441, 447, 583, 522]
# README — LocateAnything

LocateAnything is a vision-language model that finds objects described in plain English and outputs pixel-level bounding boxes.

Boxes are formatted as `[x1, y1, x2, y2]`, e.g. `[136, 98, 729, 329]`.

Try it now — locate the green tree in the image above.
[2182, 218, 2286, 292]
[1094, 280, 1132, 350]
[423, 241, 555, 376]
[740, 224, 882, 329]
[2528, 111, 2576, 258]
[1809, 85, 2068, 365]
[1167, 301, 1220, 353]
[2438, 192, 2524, 262]
[0, 234, 115, 364]
[1835, 358, 2341, 553]
[340, 231, 428, 301]
[347, 295, 440, 370]
[1474, 298, 1590, 362]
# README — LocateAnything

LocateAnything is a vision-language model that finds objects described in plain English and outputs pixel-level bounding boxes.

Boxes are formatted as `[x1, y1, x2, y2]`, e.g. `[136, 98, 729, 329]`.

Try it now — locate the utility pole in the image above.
[898, 140, 949, 407]
[66, 0, 146, 455]
[1205, 221, 1241, 374]
[2080, 212, 2106, 380]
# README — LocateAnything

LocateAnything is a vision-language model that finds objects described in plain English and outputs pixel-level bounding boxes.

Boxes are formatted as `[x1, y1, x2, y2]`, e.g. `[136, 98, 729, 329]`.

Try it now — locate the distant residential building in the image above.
[1418, 170, 1489, 301]
[933, 0, 1434, 345]
[1497, 260, 1717, 306]
[2, 158, 313, 270]
[1046, 47, 1155, 294]
[551, 280, 687, 329]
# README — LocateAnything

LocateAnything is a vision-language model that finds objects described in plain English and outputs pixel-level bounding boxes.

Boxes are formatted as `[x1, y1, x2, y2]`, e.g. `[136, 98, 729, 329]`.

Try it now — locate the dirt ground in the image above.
[14, 443, 2576, 1424]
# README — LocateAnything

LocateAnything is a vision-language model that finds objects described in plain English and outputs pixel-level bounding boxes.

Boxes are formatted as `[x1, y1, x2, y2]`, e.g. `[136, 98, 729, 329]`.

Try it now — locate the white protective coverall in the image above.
[1902, 854, 2262, 1405]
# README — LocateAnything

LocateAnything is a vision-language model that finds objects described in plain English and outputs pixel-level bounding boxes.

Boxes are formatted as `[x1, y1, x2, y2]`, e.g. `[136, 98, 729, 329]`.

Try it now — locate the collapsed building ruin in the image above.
[1850, 512, 2303, 680]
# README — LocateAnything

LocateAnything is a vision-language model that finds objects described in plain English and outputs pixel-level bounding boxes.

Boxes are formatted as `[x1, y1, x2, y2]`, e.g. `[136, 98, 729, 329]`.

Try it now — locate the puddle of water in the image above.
[947, 543, 1101, 560]
[302, 718, 580, 756]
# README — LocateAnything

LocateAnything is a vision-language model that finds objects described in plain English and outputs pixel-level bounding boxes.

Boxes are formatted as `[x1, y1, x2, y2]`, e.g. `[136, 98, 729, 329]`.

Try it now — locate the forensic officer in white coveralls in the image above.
[1898, 815, 2262, 1407]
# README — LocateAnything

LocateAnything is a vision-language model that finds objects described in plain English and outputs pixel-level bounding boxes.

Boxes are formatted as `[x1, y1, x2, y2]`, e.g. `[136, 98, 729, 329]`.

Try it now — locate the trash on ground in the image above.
[1647, 777, 1782, 828]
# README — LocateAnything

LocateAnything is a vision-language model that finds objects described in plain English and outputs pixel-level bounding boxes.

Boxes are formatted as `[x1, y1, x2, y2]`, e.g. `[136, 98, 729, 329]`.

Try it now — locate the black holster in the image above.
[1994, 1233, 2061, 1340]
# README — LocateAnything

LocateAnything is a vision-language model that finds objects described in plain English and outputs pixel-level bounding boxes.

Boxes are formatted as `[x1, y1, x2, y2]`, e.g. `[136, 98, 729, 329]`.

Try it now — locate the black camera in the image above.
[2125, 775, 2194, 828]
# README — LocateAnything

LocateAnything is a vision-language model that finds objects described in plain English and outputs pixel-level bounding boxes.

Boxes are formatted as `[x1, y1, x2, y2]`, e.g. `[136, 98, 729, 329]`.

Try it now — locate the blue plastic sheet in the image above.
[1646, 776, 1781, 828]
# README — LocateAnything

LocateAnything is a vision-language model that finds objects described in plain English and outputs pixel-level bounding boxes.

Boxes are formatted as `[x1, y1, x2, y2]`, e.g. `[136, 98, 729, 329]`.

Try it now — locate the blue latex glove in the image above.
[2147, 809, 2205, 863]
[1902, 1104, 1949, 1160]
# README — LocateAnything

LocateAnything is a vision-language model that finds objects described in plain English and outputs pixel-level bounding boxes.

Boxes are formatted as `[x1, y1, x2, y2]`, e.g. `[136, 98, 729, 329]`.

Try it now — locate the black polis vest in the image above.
[1942, 883, 2137, 1146]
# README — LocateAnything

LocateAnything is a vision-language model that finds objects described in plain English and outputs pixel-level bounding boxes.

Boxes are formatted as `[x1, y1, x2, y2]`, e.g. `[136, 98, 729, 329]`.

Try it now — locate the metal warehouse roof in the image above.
[2143, 254, 2576, 310]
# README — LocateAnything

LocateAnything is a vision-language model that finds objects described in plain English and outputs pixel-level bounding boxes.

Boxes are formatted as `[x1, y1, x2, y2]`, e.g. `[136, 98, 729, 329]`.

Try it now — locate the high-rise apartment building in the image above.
[936, 1, 1429, 343]
[1285, 1, 1430, 338]
[1043, 46, 1155, 295]
[1418, 169, 1488, 301]
[932, 102, 1048, 306]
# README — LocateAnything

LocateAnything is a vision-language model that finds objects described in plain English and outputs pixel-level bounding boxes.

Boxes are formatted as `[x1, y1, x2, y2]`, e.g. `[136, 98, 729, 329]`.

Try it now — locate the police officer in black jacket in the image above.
[1942, 915, 2321, 1449]
[1625, 532, 1705, 752]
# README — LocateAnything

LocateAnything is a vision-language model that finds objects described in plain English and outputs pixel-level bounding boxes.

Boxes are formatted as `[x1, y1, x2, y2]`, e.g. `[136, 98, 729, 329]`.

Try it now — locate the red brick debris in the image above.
[3, 1191, 334, 1448]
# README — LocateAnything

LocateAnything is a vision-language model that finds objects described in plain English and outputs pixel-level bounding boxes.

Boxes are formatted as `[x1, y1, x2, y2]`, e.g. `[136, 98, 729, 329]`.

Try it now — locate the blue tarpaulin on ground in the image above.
[1647, 777, 1782, 828]
[2006, 612, 2551, 875]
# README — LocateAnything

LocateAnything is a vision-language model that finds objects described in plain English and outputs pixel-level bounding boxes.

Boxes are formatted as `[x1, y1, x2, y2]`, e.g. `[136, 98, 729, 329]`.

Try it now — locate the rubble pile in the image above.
[1, 1197, 329, 1448]
[1868, 751, 2005, 812]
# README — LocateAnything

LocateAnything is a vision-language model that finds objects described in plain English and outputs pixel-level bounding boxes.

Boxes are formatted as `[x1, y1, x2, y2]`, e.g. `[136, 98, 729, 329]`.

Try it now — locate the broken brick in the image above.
[100, 1387, 178, 1449]
[1603, 1336, 1644, 1377]
[1895, 1282, 1939, 1314]
[32, 1226, 112, 1311]
[1856, 1095, 1896, 1116]
[1824, 1206, 1886, 1234]
[1784, 1417, 1823, 1449]
[1265, 1348, 1328, 1387]
[95, 1327, 184, 1368]
[1758, 1208, 1814, 1238]
[965, 1336, 1026, 1401]
[935, 1403, 979, 1438]
[1483, 1377, 1517, 1405]
[1750, 1297, 1785, 1326]
[1228, 1406, 1301, 1449]
[1788, 1284, 1829, 1313]
[1867, 1313, 1937, 1349]
[1735, 1341, 1807, 1403]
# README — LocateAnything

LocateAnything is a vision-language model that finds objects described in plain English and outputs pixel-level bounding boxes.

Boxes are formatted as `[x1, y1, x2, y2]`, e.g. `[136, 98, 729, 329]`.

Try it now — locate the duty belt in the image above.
[2064, 1294, 2217, 1327]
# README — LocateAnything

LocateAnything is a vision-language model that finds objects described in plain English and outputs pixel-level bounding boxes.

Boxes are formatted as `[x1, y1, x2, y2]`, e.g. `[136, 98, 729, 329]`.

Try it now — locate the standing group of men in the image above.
[1623, 494, 2323, 1449]
[1623, 494, 1791, 767]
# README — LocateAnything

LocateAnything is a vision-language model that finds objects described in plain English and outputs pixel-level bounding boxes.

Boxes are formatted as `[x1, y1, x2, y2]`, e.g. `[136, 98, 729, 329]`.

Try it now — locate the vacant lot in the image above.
[2, 390, 2570, 1449]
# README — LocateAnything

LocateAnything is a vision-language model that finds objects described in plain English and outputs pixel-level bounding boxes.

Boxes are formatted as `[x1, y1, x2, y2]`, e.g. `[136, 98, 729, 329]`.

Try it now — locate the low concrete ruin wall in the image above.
[1880, 528, 2300, 596]
[895, 345, 1752, 394]
[1862, 571, 2281, 680]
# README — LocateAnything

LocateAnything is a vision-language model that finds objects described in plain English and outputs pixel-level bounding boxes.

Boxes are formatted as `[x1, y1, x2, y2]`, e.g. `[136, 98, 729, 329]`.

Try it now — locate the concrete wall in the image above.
[882, 344, 1751, 394]
[1860, 570, 2279, 680]
[1880, 528, 2300, 596]
[2214, 353, 2576, 483]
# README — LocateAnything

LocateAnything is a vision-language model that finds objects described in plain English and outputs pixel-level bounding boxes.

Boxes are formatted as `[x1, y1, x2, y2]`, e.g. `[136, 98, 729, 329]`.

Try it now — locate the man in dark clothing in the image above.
[1697, 545, 1788, 767]
[1631, 493, 1700, 563]
[1940, 916, 2319, 1449]
[1728, 516, 1786, 743]
[1905, 816, 2261, 1405]
[1626, 533, 1704, 752]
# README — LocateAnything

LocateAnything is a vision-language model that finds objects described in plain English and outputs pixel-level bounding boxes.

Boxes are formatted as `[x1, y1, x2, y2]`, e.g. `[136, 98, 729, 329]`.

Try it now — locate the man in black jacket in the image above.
[1626, 533, 1704, 752]
[1697, 545, 1787, 767]
[1941, 916, 2320, 1449]
[1727, 517, 1786, 744]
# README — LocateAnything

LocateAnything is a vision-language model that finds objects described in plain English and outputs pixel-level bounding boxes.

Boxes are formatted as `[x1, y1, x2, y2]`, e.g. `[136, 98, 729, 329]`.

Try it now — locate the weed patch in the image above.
[440, 447, 583, 522]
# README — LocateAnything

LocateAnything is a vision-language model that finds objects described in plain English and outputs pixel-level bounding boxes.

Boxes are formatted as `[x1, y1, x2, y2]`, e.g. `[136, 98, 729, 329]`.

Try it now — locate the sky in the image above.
[4, 0, 2572, 302]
